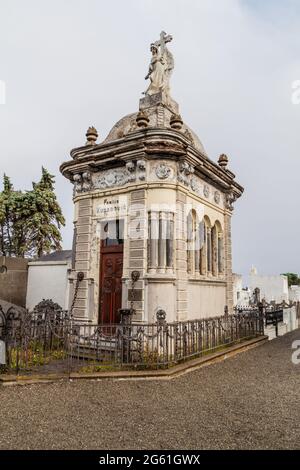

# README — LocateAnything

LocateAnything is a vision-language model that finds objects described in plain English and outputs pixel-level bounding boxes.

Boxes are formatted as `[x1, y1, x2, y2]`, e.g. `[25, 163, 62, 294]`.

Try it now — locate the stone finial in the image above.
[85, 126, 98, 145]
[218, 153, 229, 169]
[136, 110, 149, 128]
[170, 113, 183, 130]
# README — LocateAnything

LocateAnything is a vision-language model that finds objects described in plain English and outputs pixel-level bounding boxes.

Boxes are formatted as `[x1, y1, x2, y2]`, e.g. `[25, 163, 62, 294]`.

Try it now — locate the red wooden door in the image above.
[99, 245, 123, 324]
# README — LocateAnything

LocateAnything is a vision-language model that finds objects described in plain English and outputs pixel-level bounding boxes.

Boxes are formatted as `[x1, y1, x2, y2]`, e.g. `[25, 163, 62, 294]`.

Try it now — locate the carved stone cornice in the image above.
[144, 140, 186, 156]
[60, 129, 244, 202]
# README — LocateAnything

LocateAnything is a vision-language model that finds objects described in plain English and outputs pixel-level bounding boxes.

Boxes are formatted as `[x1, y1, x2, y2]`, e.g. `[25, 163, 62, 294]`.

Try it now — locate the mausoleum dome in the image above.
[103, 110, 207, 156]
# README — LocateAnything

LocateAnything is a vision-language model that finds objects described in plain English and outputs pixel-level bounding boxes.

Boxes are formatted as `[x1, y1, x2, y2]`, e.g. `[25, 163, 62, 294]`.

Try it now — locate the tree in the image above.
[0, 168, 65, 258]
[281, 273, 300, 287]
[0, 174, 21, 256]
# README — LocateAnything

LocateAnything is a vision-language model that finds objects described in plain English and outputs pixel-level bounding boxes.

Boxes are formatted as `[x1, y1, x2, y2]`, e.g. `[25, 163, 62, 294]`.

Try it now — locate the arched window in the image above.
[215, 221, 224, 275]
[212, 220, 224, 276]
[187, 210, 197, 273]
[199, 220, 206, 275]
[187, 211, 208, 275]
[187, 214, 224, 277]
[211, 224, 218, 276]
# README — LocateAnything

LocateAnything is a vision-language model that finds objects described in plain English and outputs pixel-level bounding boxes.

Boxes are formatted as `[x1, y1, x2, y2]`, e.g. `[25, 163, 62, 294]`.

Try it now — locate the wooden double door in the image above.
[99, 244, 123, 325]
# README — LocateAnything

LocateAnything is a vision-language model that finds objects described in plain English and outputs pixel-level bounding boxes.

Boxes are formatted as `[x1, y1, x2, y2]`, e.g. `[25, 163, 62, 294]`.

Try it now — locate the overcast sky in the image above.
[0, 0, 299, 278]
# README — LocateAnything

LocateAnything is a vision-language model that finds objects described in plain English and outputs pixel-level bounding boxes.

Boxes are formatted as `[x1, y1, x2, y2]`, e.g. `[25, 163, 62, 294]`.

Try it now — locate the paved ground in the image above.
[0, 330, 300, 450]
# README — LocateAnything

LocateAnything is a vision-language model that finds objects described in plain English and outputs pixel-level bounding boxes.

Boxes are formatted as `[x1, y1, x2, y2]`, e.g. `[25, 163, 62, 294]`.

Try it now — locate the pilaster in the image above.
[224, 212, 233, 313]
[176, 190, 188, 321]
[127, 189, 147, 321]
[72, 197, 92, 319]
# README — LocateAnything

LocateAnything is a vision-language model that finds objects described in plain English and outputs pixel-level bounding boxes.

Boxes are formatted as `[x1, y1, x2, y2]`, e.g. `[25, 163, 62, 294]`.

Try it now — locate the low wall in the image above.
[265, 306, 299, 340]
[0, 257, 28, 307]
[26, 261, 70, 311]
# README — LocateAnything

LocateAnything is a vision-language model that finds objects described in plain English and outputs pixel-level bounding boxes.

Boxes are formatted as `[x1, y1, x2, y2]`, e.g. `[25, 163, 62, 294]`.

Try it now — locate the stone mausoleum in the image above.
[60, 32, 243, 324]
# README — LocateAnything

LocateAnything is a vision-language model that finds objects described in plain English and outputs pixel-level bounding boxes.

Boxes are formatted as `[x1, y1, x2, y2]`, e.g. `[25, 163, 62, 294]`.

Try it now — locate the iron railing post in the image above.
[258, 302, 265, 335]
[119, 308, 133, 364]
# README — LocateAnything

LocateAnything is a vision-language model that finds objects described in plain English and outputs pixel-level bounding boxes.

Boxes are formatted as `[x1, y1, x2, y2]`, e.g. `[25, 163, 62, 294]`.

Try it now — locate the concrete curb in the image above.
[0, 335, 268, 386]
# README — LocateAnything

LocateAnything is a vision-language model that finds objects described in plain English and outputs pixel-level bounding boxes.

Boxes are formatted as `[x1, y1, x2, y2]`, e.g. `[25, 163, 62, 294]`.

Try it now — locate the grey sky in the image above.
[0, 0, 299, 277]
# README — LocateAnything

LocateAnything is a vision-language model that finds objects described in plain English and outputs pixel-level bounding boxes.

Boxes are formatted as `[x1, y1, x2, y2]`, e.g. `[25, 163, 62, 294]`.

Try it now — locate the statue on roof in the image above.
[144, 31, 174, 97]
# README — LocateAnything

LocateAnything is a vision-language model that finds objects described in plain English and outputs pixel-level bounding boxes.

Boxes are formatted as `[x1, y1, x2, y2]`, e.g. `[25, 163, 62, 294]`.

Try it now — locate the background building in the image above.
[26, 250, 72, 311]
[249, 266, 289, 303]
[289, 285, 300, 302]
[232, 273, 251, 306]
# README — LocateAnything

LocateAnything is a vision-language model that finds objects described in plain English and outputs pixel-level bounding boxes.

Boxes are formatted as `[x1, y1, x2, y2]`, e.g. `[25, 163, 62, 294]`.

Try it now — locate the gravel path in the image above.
[1, 330, 300, 450]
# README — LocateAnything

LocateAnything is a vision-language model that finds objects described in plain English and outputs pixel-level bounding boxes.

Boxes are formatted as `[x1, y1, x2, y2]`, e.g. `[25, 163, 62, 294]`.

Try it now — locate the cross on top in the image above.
[154, 31, 173, 53]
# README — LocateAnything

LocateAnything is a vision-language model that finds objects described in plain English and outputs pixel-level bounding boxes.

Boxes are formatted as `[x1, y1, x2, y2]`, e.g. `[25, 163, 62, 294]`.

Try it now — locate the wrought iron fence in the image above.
[68, 312, 263, 371]
[0, 300, 264, 374]
[234, 302, 288, 337]
[0, 301, 71, 374]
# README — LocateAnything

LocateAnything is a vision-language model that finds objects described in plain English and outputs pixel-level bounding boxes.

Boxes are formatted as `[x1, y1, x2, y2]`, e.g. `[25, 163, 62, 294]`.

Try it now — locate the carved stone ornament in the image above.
[184, 128, 194, 143]
[225, 191, 237, 211]
[170, 114, 183, 130]
[178, 162, 193, 185]
[137, 160, 146, 181]
[94, 161, 137, 189]
[156, 308, 167, 324]
[73, 171, 93, 195]
[85, 126, 98, 145]
[214, 191, 220, 204]
[126, 161, 135, 173]
[136, 110, 149, 128]
[177, 162, 203, 195]
[203, 184, 210, 198]
[190, 176, 201, 193]
[155, 162, 171, 179]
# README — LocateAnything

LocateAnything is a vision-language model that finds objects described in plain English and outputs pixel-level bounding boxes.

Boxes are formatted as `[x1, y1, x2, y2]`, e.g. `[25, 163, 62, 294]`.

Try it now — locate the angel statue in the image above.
[144, 31, 174, 97]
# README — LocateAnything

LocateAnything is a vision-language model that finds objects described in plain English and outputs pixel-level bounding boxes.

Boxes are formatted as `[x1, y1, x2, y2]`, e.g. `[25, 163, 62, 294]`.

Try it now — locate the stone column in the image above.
[148, 211, 159, 274]
[218, 233, 224, 274]
[224, 213, 233, 312]
[166, 212, 174, 272]
[194, 223, 200, 275]
[207, 227, 212, 274]
[186, 212, 193, 274]
[158, 211, 167, 273]
[200, 222, 207, 276]
[212, 225, 218, 277]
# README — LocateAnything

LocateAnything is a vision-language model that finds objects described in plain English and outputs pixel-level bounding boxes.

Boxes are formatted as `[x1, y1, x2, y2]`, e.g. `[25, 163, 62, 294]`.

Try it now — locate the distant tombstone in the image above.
[253, 287, 260, 304]
[0, 340, 6, 365]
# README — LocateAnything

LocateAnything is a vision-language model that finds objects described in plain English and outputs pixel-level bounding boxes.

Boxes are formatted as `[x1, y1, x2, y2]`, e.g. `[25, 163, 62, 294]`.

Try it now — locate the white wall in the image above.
[233, 274, 242, 306]
[26, 261, 70, 311]
[289, 285, 300, 302]
[146, 282, 177, 323]
[249, 273, 289, 303]
[232, 273, 251, 306]
[187, 283, 226, 319]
